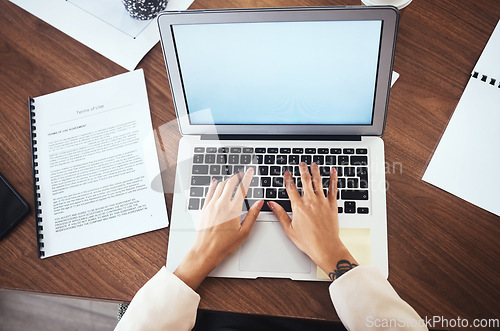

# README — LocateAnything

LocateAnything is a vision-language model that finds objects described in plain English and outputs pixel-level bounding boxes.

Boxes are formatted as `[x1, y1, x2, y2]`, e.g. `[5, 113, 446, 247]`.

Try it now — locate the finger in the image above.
[221, 173, 241, 200]
[284, 171, 300, 201]
[204, 179, 218, 206]
[233, 167, 254, 203]
[310, 162, 324, 196]
[212, 177, 228, 200]
[240, 199, 264, 234]
[268, 201, 292, 233]
[328, 167, 338, 205]
[299, 162, 313, 195]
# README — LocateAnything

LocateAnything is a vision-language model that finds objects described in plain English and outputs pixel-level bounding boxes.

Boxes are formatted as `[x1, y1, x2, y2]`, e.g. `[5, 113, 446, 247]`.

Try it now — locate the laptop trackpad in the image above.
[239, 222, 311, 274]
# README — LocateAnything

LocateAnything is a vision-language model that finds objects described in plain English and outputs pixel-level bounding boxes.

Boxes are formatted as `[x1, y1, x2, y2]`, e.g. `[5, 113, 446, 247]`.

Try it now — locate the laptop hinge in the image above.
[201, 135, 362, 141]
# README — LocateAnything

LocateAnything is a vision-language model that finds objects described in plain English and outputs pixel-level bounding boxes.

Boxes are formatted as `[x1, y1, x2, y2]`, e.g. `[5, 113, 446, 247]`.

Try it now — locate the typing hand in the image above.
[174, 168, 263, 290]
[269, 162, 358, 280]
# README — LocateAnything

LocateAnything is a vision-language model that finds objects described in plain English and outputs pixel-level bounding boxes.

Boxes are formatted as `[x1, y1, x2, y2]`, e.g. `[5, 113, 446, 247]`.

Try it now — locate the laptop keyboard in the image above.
[188, 146, 370, 214]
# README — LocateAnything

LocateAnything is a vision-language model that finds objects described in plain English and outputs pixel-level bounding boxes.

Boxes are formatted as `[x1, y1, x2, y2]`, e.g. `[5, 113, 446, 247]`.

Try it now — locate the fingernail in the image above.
[258, 200, 265, 208]
[267, 201, 274, 210]
[331, 167, 337, 173]
[299, 162, 306, 166]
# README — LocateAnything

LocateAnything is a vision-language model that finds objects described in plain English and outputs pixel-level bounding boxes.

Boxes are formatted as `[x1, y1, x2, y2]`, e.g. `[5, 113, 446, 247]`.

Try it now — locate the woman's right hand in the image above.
[268, 162, 358, 280]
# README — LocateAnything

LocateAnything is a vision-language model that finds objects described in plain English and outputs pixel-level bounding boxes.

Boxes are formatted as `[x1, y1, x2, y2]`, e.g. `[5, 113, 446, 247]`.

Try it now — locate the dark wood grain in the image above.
[0, 0, 499, 324]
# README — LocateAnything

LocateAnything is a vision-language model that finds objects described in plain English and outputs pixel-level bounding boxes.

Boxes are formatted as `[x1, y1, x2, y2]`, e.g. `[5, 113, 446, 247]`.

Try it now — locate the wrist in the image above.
[316, 241, 358, 277]
[173, 249, 218, 290]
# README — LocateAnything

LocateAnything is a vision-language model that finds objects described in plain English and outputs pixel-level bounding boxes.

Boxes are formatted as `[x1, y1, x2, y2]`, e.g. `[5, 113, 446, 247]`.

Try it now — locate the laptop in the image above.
[158, 6, 398, 280]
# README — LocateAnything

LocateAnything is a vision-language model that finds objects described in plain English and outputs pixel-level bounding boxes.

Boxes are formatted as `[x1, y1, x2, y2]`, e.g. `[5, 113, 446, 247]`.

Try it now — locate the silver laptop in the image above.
[158, 6, 398, 280]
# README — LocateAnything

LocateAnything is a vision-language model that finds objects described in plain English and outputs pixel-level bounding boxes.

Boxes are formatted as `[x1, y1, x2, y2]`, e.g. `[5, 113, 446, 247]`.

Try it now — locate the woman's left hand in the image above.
[174, 168, 263, 290]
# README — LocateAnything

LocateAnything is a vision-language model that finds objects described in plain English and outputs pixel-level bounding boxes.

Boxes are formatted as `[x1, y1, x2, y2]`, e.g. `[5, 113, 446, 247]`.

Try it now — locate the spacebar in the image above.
[244, 199, 292, 212]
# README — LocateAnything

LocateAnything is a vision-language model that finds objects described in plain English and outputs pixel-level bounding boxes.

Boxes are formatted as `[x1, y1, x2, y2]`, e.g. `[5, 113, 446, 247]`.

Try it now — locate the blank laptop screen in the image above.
[172, 20, 382, 125]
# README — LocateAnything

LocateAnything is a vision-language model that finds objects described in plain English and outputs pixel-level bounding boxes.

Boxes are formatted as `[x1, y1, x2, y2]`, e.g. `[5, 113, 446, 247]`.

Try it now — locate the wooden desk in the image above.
[1, 0, 498, 324]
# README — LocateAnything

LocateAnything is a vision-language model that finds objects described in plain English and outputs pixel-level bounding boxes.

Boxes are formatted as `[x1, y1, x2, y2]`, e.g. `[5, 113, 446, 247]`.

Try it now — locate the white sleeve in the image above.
[115, 266, 200, 331]
[329, 265, 427, 330]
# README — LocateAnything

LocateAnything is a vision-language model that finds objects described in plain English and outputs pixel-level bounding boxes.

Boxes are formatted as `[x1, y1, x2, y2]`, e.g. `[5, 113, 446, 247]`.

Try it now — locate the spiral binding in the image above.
[29, 97, 45, 257]
[471, 71, 499, 88]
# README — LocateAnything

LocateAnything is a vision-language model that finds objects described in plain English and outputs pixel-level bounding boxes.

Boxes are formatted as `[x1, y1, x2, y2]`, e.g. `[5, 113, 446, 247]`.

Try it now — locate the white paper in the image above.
[10, 0, 195, 71]
[474, 20, 500, 79]
[423, 20, 500, 217]
[391, 71, 400, 87]
[33, 70, 169, 257]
